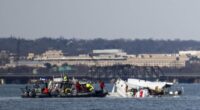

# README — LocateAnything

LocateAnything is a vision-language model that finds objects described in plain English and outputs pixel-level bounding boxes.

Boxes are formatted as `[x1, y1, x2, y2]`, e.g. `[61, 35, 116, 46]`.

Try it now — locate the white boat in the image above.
[110, 78, 183, 98]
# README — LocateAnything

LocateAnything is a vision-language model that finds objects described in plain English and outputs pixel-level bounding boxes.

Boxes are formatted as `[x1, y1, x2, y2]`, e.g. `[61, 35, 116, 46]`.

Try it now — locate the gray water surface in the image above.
[0, 84, 200, 110]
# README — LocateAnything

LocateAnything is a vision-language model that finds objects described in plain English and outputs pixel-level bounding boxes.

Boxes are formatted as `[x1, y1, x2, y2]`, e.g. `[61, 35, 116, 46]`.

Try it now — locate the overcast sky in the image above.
[1, 0, 200, 40]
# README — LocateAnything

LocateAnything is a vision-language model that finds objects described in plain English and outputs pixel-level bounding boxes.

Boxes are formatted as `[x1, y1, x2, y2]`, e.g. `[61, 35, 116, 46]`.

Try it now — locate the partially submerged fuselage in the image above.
[111, 79, 149, 98]
[110, 78, 182, 98]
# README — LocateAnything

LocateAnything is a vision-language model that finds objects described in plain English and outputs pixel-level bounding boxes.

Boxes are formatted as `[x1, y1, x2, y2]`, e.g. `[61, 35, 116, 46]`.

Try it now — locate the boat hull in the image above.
[59, 92, 108, 98]
[21, 90, 108, 98]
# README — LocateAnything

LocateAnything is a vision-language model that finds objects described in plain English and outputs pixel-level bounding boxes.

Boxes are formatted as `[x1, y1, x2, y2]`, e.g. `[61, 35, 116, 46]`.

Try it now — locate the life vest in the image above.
[43, 88, 49, 94]
[86, 83, 94, 92]
[63, 75, 68, 82]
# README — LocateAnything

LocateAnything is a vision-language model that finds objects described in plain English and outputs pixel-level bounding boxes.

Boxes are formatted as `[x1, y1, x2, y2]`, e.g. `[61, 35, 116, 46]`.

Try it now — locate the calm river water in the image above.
[0, 84, 200, 110]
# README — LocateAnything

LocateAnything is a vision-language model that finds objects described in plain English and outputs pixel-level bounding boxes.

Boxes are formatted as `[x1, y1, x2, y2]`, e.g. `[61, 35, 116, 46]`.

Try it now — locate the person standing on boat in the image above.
[61, 74, 70, 93]
[76, 81, 82, 92]
[33, 82, 40, 93]
[43, 87, 49, 94]
[42, 80, 50, 95]
[63, 74, 69, 82]
[86, 83, 94, 92]
[99, 80, 105, 91]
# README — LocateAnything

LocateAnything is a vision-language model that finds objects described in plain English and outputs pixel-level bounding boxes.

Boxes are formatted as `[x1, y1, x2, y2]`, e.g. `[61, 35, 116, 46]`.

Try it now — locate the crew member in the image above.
[76, 81, 82, 92]
[63, 74, 68, 82]
[42, 81, 49, 94]
[86, 83, 94, 92]
[99, 80, 105, 91]
[43, 87, 49, 94]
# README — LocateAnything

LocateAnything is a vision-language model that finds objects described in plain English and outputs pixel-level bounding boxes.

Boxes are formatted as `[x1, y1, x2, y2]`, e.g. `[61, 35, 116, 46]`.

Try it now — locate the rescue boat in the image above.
[21, 77, 108, 98]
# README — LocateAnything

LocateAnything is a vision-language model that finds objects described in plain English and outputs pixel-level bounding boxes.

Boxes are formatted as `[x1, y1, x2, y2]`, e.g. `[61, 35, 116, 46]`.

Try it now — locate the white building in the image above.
[29, 49, 190, 67]
[35, 50, 64, 60]
[92, 49, 127, 58]
[179, 50, 200, 56]
[125, 54, 189, 67]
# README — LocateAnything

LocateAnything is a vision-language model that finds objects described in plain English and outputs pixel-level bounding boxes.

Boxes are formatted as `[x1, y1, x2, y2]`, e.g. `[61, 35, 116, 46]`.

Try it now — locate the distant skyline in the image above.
[1, 0, 200, 40]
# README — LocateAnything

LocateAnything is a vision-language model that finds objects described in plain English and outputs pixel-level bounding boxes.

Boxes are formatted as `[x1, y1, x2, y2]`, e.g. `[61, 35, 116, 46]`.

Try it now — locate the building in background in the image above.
[15, 49, 189, 68]
[34, 50, 64, 60]
[0, 50, 10, 66]
[125, 54, 188, 67]
[179, 50, 200, 58]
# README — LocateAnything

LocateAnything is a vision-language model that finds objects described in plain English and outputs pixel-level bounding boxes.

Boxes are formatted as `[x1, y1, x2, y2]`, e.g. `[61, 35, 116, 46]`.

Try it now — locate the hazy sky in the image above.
[1, 0, 200, 40]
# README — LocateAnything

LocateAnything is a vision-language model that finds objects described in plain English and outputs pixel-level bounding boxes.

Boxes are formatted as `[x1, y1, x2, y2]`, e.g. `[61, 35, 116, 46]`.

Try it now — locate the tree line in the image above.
[1, 37, 200, 56]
